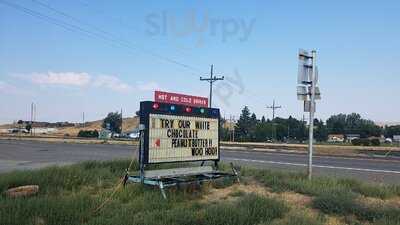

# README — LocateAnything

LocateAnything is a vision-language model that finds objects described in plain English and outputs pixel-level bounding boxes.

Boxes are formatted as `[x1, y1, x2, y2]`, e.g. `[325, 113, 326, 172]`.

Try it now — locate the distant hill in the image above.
[56, 117, 139, 136]
[0, 117, 140, 136]
[375, 122, 400, 127]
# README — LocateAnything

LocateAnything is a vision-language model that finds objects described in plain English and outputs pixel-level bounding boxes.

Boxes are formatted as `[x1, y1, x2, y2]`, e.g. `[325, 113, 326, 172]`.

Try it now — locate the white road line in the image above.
[223, 157, 400, 174]
[221, 149, 400, 163]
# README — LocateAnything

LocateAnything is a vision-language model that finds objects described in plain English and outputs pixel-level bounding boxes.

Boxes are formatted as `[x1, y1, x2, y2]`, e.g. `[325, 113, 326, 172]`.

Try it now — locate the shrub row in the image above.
[352, 138, 380, 146]
[77, 130, 99, 138]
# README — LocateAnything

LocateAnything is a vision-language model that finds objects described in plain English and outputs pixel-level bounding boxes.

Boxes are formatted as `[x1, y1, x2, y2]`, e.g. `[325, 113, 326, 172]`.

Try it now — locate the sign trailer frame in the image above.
[125, 101, 238, 199]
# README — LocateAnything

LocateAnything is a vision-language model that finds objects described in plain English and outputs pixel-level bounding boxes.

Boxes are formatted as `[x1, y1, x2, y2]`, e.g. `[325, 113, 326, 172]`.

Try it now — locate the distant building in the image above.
[327, 134, 345, 143]
[31, 127, 57, 134]
[345, 134, 360, 142]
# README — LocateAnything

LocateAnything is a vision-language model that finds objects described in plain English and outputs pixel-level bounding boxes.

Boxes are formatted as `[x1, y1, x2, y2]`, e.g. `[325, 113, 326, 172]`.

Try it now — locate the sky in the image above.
[0, 0, 399, 124]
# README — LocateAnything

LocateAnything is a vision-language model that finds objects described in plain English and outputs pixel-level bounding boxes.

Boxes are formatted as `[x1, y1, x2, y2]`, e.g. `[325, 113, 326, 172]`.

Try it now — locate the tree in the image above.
[135, 110, 140, 117]
[25, 123, 32, 133]
[219, 117, 231, 141]
[314, 119, 328, 142]
[384, 125, 400, 138]
[235, 106, 253, 141]
[326, 113, 382, 138]
[102, 112, 122, 135]
[254, 122, 274, 142]
[326, 114, 346, 134]
[249, 113, 259, 140]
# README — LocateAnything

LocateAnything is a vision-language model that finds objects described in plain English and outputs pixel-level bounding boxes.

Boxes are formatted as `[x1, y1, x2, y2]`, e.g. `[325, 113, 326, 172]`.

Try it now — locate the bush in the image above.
[312, 190, 357, 215]
[351, 138, 362, 146]
[77, 130, 99, 138]
[370, 138, 381, 146]
[312, 190, 400, 223]
[351, 138, 371, 146]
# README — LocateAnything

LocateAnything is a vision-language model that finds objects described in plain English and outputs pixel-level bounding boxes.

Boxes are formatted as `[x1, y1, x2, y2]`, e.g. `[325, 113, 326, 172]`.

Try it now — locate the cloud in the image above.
[0, 80, 28, 95]
[29, 71, 91, 86]
[136, 81, 160, 91]
[12, 71, 159, 93]
[93, 75, 133, 93]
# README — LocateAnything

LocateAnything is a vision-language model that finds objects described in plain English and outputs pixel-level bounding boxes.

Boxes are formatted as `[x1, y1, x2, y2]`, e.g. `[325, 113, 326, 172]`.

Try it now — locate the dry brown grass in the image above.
[57, 117, 139, 136]
[201, 182, 349, 225]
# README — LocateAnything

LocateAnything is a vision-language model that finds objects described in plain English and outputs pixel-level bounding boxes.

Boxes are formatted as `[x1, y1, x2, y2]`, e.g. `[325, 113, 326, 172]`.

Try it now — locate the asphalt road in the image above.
[1, 139, 400, 184]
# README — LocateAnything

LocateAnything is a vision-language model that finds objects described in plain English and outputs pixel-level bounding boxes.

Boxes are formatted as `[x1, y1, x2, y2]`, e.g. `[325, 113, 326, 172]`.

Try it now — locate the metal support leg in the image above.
[230, 162, 240, 183]
[214, 161, 219, 170]
[159, 181, 167, 199]
[123, 172, 129, 187]
[139, 129, 145, 184]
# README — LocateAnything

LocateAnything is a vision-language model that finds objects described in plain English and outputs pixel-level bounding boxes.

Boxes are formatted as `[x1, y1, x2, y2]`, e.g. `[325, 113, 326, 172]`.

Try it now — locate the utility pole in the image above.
[267, 100, 282, 142]
[82, 112, 85, 128]
[266, 100, 282, 120]
[30, 102, 34, 136]
[229, 115, 236, 142]
[232, 116, 235, 142]
[200, 65, 224, 108]
[120, 108, 123, 134]
[30, 102, 37, 136]
[33, 103, 36, 136]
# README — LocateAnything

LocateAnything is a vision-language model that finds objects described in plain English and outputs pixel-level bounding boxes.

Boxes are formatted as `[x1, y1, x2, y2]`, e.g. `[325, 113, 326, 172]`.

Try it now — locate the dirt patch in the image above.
[360, 196, 400, 209]
[280, 191, 312, 206]
[325, 216, 347, 225]
[201, 181, 311, 206]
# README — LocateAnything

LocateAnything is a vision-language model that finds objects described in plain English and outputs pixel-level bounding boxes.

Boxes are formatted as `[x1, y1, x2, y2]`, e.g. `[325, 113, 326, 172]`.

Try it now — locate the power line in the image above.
[73, 0, 193, 57]
[4, 0, 270, 111]
[1, 0, 201, 73]
[3, 0, 285, 114]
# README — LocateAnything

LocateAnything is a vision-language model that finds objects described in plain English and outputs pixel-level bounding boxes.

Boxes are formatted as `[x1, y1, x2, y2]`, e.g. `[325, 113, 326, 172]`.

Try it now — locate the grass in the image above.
[241, 167, 400, 224]
[244, 168, 400, 199]
[203, 194, 288, 225]
[1, 160, 400, 225]
[0, 160, 288, 225]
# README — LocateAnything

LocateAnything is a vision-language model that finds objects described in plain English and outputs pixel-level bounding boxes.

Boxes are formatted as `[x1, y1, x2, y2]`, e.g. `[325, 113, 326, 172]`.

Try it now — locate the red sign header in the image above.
[154, 91, 208, 107]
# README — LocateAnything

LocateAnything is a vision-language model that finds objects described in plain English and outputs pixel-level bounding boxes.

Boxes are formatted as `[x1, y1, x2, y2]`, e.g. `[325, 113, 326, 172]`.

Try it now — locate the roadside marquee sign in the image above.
[139, 101, 220, 164]
[126, 97, 237, 199]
